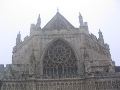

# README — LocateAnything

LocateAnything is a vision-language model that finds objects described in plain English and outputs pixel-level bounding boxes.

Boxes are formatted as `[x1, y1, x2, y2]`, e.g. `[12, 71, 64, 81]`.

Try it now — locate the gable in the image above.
[42, 12, 75, 30]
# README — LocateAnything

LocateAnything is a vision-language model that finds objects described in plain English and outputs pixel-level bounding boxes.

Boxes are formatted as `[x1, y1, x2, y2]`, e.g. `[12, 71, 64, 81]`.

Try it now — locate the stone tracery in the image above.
[43, 39, 78, 78]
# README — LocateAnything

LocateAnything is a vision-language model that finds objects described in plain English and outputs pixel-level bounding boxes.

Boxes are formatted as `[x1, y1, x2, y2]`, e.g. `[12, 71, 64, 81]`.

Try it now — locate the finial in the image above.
[16, 31, 21, 45]
[18, 31, 21, 35]
[78, 12, 83, 26]
[79, 12, 83, 18]
[79, 12, 81, 17]
[57, 8, 59, 12]
[36, 14, 41, 29]
[99, 29, 101, 32]
[17, 31, 21, 37]
[98, 29, 104, 44]
[38, 14, 41, 22]
[98, 29, 103, 38]
[38, 14, 40, 18]
[98, 29, 102, 35]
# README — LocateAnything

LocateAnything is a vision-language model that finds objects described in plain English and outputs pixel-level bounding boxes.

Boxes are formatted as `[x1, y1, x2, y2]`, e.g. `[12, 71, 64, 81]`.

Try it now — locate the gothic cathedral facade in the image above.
[0, 12, 120, 90]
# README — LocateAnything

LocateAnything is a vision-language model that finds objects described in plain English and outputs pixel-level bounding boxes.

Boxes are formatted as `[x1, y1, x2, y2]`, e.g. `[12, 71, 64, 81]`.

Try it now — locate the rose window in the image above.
[48, 42, 71, 63]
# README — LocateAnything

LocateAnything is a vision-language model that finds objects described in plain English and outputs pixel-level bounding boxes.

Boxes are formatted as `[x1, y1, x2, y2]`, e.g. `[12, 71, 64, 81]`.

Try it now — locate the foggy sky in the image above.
[0, 0, 120, 65]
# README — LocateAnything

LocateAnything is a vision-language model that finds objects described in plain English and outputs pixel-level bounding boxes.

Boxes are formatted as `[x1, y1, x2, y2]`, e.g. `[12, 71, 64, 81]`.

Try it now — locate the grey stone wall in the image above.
[11, 26, 115, 76]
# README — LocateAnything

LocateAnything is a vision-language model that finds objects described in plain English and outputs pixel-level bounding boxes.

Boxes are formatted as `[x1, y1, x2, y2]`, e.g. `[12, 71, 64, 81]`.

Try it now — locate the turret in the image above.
[79, 12, 89, 34]
[16, 32, 21, 45]
[30, 14, 41, 35]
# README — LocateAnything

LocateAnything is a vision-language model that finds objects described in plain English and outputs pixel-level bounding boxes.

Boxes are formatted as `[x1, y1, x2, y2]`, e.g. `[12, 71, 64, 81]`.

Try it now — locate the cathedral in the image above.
[0, 11, 120, 90]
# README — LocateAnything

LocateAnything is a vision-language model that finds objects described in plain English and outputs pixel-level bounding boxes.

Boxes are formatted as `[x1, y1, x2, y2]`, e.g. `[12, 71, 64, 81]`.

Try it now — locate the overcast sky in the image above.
[0, 0, 120, 65]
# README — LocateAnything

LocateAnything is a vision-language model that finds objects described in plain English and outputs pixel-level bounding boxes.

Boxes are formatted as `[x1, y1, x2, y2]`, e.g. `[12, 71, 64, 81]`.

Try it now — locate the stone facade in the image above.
[0, 12, 120, 90]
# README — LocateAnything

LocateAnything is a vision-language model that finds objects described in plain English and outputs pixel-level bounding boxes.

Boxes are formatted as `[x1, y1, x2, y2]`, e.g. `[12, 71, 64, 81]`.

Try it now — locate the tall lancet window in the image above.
[43, 39, 78, 78]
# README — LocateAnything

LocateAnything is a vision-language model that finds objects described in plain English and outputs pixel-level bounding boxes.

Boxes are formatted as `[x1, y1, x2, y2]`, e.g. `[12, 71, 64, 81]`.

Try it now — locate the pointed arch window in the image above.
[43, 39, 78, 78]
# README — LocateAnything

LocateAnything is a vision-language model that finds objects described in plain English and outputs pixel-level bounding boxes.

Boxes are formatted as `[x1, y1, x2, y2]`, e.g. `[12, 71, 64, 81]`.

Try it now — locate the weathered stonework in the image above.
[0, 12, 120, 90]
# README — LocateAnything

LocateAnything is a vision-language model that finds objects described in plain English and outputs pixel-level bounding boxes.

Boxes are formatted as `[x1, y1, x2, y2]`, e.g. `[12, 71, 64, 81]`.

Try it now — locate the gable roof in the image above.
[42, 12, 75, 30]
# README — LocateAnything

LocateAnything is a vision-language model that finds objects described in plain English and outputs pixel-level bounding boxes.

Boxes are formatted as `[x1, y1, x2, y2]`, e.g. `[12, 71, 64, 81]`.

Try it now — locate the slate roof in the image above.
[42, 12, 75, 30]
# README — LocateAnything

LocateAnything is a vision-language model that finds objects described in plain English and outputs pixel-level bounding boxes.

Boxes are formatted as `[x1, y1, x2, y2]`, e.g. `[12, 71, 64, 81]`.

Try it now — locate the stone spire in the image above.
[98, 29, 104, 45]
[79, 12, 83, 26]
[36, 14, 41, 29]
[16, 31, 21, 45]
